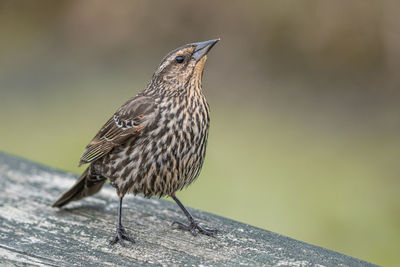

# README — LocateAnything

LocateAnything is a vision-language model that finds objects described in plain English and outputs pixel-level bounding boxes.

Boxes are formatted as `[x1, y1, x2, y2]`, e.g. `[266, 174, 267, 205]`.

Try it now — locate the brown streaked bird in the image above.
[52, 39, 220, 246]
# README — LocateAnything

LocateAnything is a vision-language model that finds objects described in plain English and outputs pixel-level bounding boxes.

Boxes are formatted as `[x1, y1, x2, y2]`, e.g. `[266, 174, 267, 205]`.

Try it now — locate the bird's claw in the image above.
[172, 221, 218, 237]
[109, 224, 135, 246]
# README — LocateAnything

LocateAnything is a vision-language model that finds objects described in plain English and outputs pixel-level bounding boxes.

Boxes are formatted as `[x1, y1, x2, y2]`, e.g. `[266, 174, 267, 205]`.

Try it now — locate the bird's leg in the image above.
[109, 196, 135, 246]
[171, 193, 217, 237]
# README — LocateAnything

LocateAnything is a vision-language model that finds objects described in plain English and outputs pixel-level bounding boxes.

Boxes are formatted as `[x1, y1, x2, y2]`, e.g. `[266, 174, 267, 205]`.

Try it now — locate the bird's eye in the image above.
[175, 56, 185, 64]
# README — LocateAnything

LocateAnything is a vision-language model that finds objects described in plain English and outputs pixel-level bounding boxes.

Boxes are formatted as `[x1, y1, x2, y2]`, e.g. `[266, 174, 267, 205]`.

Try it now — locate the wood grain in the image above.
[0, 152, 376, 266]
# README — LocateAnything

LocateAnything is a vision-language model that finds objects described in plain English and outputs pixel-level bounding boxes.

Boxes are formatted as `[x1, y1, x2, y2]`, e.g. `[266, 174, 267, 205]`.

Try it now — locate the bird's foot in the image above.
[172, 221, 218, 237]
[109, 224, 135, 246]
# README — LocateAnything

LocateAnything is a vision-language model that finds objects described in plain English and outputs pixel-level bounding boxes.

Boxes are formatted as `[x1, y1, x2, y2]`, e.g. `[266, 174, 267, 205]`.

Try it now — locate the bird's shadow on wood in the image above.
[52, 204, 107, 215]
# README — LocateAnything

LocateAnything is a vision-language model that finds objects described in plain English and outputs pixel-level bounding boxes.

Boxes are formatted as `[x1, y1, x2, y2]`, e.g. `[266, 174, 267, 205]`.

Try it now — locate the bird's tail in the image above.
[52, 167, 106, 208]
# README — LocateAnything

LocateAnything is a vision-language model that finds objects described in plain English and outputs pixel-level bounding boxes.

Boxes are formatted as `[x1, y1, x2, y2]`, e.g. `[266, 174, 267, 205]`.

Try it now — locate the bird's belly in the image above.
[103, 124, 208, 197]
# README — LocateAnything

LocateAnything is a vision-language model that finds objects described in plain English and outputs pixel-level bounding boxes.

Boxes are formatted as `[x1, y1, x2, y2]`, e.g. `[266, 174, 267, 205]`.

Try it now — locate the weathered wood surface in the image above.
[0, 152, 376, 266]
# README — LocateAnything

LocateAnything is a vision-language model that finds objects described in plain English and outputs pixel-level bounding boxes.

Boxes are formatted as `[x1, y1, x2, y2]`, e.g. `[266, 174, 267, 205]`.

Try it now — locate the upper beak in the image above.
[192, 38, 220, 62]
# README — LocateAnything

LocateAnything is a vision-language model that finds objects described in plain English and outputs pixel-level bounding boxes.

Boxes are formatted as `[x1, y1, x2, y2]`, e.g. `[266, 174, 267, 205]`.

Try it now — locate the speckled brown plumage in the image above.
[52, 39, 220, 246]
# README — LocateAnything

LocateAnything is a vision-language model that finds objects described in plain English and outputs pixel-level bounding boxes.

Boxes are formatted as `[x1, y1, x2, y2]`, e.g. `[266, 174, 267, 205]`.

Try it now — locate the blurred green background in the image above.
[1, 1, 399, 265]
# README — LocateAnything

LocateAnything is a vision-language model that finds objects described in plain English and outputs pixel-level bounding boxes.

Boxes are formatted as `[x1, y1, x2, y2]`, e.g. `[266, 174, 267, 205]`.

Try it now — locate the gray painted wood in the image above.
[0, 152, 377, 266]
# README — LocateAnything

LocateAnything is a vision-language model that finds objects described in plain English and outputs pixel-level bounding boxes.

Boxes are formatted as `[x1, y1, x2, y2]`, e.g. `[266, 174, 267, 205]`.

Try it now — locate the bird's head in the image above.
[150, 39, 219, 92]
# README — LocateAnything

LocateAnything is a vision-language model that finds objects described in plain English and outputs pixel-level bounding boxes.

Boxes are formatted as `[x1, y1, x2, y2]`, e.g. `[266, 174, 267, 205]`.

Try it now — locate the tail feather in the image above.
[52, 167, 106, 208]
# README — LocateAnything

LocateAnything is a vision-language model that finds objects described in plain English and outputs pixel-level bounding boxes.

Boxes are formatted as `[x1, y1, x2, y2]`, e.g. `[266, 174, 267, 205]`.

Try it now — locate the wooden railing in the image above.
[0, 152, 376, 266]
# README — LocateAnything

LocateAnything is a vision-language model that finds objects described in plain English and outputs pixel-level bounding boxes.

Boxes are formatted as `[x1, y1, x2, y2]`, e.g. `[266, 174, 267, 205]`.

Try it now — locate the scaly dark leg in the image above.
[109, 197, 135, 246]
[171, 193, 217, 237]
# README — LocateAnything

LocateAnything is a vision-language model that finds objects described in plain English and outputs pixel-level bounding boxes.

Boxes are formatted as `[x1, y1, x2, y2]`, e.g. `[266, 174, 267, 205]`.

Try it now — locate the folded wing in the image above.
[79, 95, 157, 166]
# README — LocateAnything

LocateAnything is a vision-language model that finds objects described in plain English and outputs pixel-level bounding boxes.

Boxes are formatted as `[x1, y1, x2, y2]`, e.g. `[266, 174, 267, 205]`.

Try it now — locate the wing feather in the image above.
[79, 95, 157, 166]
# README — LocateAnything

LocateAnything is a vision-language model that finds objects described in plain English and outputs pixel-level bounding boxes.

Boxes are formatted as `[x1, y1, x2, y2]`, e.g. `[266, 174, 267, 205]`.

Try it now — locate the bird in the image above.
[52, 39, 220, 246]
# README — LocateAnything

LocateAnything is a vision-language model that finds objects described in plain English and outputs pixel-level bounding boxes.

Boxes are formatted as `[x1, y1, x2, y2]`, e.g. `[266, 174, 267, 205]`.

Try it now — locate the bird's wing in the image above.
[79, 95, 157, 166]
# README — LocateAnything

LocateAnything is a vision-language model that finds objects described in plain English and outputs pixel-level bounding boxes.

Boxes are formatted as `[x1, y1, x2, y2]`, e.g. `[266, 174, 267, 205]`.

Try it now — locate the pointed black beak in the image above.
[192, 38, 220, 62]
